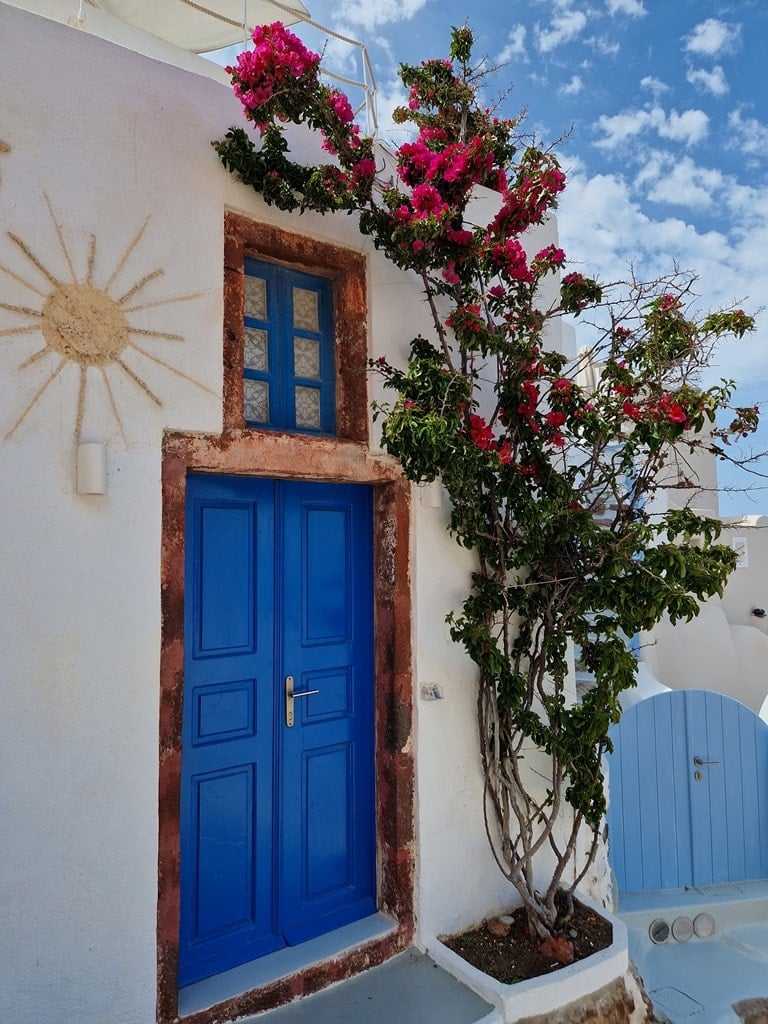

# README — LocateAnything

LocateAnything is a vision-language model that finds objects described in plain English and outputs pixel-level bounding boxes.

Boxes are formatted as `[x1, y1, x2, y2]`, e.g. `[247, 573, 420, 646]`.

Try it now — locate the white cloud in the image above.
[728, 109, 768, 157]
[594, 108, 655, 148]
[643, 155, 724, 209]
[686, 65, 728, 97]
[496, 25, 528, 65]
[633, 152, 724, 209]
[640, 76, 669, 98]
[331, 0, 431, 33]
[559, 74, 584, 96]
[683, 18, 741, 58]
[585, 34, 620, 56]
[632, 151, 664, 191]
[606, 0, 646, 16]
[594, 105, 708, 150]
[659, 108, 709, 146]
[535, 7, 588, 53]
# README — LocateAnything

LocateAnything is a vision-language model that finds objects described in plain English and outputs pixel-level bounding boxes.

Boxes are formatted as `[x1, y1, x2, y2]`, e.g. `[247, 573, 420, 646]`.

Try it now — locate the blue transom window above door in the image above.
[243, 258, 336, 434]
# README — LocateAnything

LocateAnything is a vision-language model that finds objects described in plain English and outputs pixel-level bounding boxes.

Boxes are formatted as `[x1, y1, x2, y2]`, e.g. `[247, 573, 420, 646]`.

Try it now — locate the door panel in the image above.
[608, 690, 768, 893]
[193, 766, 256, 938]
[179, 476, 374, 986]
[279, 483, 375, 944]
[180, 479, 278, 985]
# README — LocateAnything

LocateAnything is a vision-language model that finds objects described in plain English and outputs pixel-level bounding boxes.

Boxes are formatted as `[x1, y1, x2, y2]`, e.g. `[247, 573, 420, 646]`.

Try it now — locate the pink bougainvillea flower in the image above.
[328, 89, 355, 124]
[562, 271, 584, 286]
[446, 228, 474, 246]
[489, 238, 533, 283]
[350, 157, 376, 181]
[534, 245, 566, 268]
[412, 183, 447, 217]
[442, 260, 461, 285]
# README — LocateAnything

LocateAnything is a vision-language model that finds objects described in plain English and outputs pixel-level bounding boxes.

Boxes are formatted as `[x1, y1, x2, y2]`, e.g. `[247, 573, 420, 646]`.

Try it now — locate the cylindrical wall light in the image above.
[76, 442, 107, 495]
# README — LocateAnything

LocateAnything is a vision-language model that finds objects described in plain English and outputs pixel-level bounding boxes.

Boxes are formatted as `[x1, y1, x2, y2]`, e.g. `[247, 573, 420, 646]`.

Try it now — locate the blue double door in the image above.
[179, 475, 376, 986]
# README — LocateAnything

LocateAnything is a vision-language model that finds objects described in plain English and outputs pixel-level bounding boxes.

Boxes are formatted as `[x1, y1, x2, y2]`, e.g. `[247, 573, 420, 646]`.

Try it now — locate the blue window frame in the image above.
[243, 259, 336, 434]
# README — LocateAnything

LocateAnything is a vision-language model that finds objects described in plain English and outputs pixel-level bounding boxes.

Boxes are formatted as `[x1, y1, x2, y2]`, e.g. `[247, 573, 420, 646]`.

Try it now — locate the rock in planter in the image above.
[487, 917, 512, 938]
[538, 935, 575, 966]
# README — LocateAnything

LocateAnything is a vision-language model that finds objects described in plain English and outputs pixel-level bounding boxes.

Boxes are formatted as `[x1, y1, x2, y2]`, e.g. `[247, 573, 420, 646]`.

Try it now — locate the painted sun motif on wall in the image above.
[0, 194, 218, 443]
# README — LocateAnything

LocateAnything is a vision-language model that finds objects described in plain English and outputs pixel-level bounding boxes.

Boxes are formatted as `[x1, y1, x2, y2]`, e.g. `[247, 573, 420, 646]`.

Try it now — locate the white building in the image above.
[0, 4, 596, 1022]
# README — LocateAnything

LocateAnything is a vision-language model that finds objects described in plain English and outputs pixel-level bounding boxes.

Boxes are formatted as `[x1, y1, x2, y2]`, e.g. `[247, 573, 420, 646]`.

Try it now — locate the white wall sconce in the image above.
[76, 442, 107, 495]
[418, 480, 443, 509]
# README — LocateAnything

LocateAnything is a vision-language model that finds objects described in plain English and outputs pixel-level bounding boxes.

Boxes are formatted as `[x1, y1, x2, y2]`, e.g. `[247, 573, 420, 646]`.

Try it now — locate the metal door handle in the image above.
[693, 756, 721, 767]
[284, 675, 319, 728]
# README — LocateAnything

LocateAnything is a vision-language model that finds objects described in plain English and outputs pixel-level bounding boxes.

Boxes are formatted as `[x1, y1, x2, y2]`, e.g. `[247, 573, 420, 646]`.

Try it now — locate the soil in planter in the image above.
[442, 896, 613, 985]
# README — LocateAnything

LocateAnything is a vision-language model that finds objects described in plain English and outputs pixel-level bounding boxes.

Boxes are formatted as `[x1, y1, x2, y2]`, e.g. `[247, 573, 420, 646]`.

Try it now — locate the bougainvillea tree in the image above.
[214, 24, 758, 946]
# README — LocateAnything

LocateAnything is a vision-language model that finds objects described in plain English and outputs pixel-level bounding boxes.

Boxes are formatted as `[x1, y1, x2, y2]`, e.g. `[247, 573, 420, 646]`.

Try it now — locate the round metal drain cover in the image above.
[672, 916, 694, 942]
[693, 912, 715, 938]
[649, 918, 671, 944]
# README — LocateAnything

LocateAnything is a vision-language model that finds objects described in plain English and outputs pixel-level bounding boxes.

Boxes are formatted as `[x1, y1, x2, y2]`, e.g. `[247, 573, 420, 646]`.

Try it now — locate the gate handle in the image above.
[693, 756, 721, 767]
[285, 675, 320, 728]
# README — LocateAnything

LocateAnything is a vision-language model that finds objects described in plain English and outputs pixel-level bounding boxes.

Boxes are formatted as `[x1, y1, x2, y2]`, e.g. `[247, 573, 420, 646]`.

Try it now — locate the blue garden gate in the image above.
[607, 690, 768, 893]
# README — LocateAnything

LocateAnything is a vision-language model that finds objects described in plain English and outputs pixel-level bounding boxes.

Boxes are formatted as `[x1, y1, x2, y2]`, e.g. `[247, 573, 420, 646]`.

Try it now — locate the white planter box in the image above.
[426, 896, 629, 1023]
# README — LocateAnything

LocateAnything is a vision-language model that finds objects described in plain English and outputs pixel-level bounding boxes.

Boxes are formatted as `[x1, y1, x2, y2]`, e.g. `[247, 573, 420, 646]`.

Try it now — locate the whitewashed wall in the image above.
[0, 4, 575, 1021]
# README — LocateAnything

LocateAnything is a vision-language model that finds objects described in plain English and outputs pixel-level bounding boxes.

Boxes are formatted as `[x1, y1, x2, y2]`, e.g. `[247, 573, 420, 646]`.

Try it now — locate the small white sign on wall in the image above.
[732, 535, 749, 569]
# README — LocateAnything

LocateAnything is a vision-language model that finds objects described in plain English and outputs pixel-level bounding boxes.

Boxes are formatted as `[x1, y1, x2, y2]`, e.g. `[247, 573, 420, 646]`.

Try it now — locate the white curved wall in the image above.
[640, 604, 768, 714]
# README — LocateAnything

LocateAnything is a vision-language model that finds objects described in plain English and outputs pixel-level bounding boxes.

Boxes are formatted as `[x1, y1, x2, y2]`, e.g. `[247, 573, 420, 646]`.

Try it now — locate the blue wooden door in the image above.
[608, 690, 768, 893]
[179, 475, 375, 986]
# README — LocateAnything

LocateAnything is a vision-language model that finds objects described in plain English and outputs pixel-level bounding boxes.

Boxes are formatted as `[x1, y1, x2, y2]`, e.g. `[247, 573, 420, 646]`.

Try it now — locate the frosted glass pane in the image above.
[244, 327, 268, 371]
[244, 276, 267, 320]
[295, 386, 321, 429]
[294, 337, 320, 379]
[244, 379, 269, 423]
[293, 287, 319, 331]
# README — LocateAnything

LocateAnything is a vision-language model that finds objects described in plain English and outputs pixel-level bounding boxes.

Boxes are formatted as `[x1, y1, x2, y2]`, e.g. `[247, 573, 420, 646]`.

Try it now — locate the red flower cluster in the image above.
[446, 304, 485, 337]
[518, 380, 540, 419]
[656, 393, 688, 424]
[618, 387, 690, 428]
[469, 414, 497, 450]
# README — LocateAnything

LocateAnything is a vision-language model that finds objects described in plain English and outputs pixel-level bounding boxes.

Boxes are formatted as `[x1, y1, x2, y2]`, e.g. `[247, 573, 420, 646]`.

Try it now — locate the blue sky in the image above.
[216, 0, 768, 511]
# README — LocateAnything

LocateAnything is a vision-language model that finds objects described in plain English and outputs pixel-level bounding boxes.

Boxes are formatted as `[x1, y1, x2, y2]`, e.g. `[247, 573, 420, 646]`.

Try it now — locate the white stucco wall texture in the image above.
[0, 5, 588, 1021]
